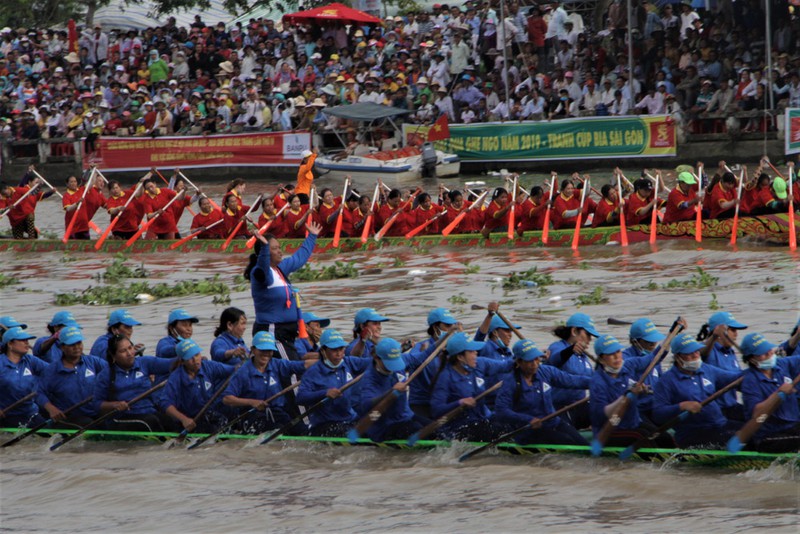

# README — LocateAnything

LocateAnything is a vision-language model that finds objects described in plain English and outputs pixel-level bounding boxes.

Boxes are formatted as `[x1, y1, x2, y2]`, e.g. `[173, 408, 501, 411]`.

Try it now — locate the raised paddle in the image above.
[649, 172, 660, 245]
[124, 189, 185, 248]
[788, 164, 797, 252]
[441, 189, 488, 237]
[0, 183, 41, 220]
[170, 219, 225, 250]
[408, 381, 504, 446]
[246, 203, 290, 249]
[0, 392, 36, 419]
[406, 209, 448, 238]
[458, 396, 589, 462]
[347, 329, 457, 443]
[728, 166, 745, 246]
[31, 169, 63, 199]
[50, 381, 167, 451]
[1, 395, 94, 448]
[644, 170, 672, 194]
[221, 194, 263, 251]
[174, 364, 243, 444]
[507, 174, 518, 239]
[259, 372, 365, 445]
[179, 171, 220, 211]
[616, 173, 629, 247]
[375, 188, 422, 241]
[332, 176, 350, 248]
[63, 168, 96, 243]
[360, 182, 381, 243]
[571, 175, 589, 251]
[590, 317, 684, 456]
[727, 372, 800, 453]
[95, 181, 145, 250]
[541, 174, 556, 244]
[187, 381, 301, 450]
[619, 376, 744, 460]
[692, 166, 704, 243]
[496, 310, 525, 341]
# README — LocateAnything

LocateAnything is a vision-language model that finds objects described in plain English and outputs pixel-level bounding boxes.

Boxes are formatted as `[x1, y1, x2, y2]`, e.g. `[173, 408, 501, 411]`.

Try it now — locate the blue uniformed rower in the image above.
[210, 307, 250, 363]
[160, 339, 236, 434]
[356, 338, 431, 442]
[408, 308, 459, 418]
[0, 327, 48, 428]
[779, 318, 800, 357]
[94, 334, 177, 432]
[37, 324, 108, 428]
[0, 316, 28, 356]
[544, 312, 598, 430]
[429, 332, 513, 442]
[296, 329, 371, 437]
[294, 311, 330, 360]
[740, 333, 800, 453]
[494, 339, 590, 446]
[652, 333, 742, 449]
[32, 311, 78, 363]
[622, 318, 665, 422]
[697, 311, 747, 421]
[156, 308, 199, 359]
[589, 334, 675, 449]
[90, 309, 144, 359]
[223, 331, 312, 434]
[347, 308, 390, 359]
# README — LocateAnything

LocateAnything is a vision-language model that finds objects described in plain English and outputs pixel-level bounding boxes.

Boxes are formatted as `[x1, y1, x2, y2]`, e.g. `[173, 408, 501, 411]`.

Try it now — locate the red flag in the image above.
[427, 114, 450, 142]
[68, 19, 79, 54]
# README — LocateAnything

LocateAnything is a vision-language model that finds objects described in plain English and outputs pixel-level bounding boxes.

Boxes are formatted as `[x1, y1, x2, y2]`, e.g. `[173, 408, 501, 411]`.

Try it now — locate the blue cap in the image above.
[354, 308, 389, 327]
[0, 316, 27, 330]
[2, 327, 36, 344]
[320, 329, 348, 349]
[446, 332, 485, 355]
[427, 308, 457, 326]
[629, 318, 665, 343]
[708, 311, 747, 331]
[302, 311, 330, 328]
[594, 334, 624, 356]
[49, 311, 77, 327]
[740, 333, 777, 357]
[671, 333, 705, 355]
[566, 313, 600, 337]
[253, 331, 278, 351]
[108, 309, 142, 327]
[488, 314, 520, 333]
[512, 339, 544, 361]
[168, 308, 199, 325]
[59, 325, 84, 346]
[376, 338, 406, 372]
[176, 338, 202, 360]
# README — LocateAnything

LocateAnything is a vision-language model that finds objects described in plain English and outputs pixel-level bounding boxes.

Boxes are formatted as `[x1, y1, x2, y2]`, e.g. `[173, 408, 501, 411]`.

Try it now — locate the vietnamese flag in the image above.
[427, 113, 450, 142]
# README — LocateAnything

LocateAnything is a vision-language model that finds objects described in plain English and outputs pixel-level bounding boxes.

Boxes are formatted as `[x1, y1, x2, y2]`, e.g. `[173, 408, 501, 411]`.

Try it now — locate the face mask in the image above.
[681, 359, 702, 372]
[756, 355, 777, 370]
[603, 364, 622, 374]
[323, 356, 342, 369]
[560, 97, 568, 102]
[494, 335, 506, 349]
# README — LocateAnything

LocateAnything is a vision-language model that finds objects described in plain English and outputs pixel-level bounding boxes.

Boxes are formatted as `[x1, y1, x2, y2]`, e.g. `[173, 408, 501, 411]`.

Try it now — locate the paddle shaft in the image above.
[260, 372, 365, 445]
[176, 364, 242, 442]
[459, 396, 589, 462]
[31, 170, 64, 198]
[246, 203, 290, 249]
[332, 177, 350, 247]
[732, 372, 800, 448]
[571, 176, 589, 250]
[222, 194, 263, 250]
[125, 189, 185, 247]
[170, 219, 225, 249]
[95, 181, 145, 249]
[789, 165, 797, 251]
[413, 381, 504, 443]
[694, 166, 704, 243]
[730, 167, 745, 245]
[179, 171, 220, 210]
[442, 190, 488, 236]
[51, 382, 166, 451]
[495, 311, 525, 341]
[406, 209, 447, 238]
[0, 184, 41, 219]
[1, 395, 94, 448]
[375, 188, 422, 241]
[541, 175, 556, 244]
[360, 182, 381, 243]
[63, 169, 96, 243]
[616, 174, 629, 247]
[507, 175, 517, 239]
[0, 392, 36, 417]
[649, 173, 659, 244]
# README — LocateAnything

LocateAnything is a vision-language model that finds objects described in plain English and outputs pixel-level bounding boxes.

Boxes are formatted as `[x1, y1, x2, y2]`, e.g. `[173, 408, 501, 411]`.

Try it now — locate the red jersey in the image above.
[283, 205, 310, 238]
[592, 198, 620, 228]
[104, 186, 143, 233]
[191, 208, 224, 238]
[481, 200, 509, 233]
[376, 203, 410, 237]
[407, 204, 444, 235]
[625, 192, 654, 226]
[62, 187, 90, 235]
[517, 198, 548, 232]
[171, 195, 192, 225]
[223, 190, 244, 211]
[551, 193, 580, 229]
[709, 182, 736, 220]
[256, 211, 286, 238]
[350, 207, 369, 237]
[317, 199, 341, 238]
[273, 192, 289, 211]
[222, 204, 250, 238]
[663, 187, 697, 224]
[583, 196, 597, 218]
[140, 188, 178, 234]
[441, 201, 479, 234]
[84, 186, 106, 221]
[4, 186, 45, 227]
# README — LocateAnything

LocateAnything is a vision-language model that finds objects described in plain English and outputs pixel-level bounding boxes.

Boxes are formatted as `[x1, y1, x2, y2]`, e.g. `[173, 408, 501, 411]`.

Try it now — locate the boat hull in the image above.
[0, 213, 794, 254]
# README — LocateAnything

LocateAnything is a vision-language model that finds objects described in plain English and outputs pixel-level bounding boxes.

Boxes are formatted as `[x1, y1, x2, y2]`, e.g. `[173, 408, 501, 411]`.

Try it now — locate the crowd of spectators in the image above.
[0, 0, 794, 155]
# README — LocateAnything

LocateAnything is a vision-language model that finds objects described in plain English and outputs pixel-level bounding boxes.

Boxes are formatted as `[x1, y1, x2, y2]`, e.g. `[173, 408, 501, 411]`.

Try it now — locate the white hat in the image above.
[301, 149, 313, 158]
[115, 65, 124, 72]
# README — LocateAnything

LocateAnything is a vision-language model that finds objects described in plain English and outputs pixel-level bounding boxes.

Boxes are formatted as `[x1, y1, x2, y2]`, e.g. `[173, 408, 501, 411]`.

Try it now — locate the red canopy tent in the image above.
[282, 3, 383, 25]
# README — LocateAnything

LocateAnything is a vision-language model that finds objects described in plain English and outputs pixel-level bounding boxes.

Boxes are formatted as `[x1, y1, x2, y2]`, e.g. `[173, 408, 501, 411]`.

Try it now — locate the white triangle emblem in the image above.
[135, 371, 144, 379]
[85, 369, 94, 378]
[542, 382, 551, 393]
[269, 377, 277, 386]
[204, 380, 212, 390]
[23, 367, 32, 376]
[346, 372, 353, 382]
[476, 377, 485, 388]
[784, 377, 792, 385]
[652, 368, 659, 377]
[702, 378, 712, 388]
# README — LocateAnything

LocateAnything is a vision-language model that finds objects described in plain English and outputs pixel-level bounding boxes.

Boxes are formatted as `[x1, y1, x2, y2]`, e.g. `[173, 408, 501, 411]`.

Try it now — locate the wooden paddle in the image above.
[95, 181, 144, 250]
[50, 382, 166, 451]
[441, 190, 488, 237]
[0, 184, 42, 220]
[619, 376, 744, 460]
[187, 381, 301, 450]
[408, 381, 504, 446]
[507, 174, 518, 239]
[0, 392, 36, 418]
[728, 166, 745, 246]
[649, 172, 660, 245]
[590, 317, 684, 456]
[63, 168, 95, 243]
[246, 203, 290, 249]
[174, 364, 243, 444]
[360, 182, 381, 243]
[406, 209, 448, 238]
[31, 169, 63, 199]
[179, 171, 221, 211]
[727, 372, 800, 453]
[259, 372, 365, 445]
[541, 174, 556, 244]
[788, 164, 797, 252]
[170, 219, 225, 250]
[616, 173, 629, 247]
[571, 175, 589, 251]
[692, 164, 704, 243]
[347, 329, 457, 443]
[1, 396, 94, 448]
[221, 194, 263, 251]
[375, 188, 422, 241]
[458, 396, 589, 462]
[332, 177, 350, 248]
[124, 189, 185, 248]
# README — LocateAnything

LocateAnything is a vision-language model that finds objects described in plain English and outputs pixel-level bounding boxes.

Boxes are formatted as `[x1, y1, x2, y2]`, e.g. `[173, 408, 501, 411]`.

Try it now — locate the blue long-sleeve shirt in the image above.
[295, 357, 370, 428]
[589, 352, 657, 434]
[250, 233, 316, 325]
[210, 331, 249, 363]
[358, 365, 416, 442]
[0, 353, 48, 420]
[223, 357, 306, 413]
[622, 345, 661, 412]
[741, 356, 800, 439]
[33, 335, 62, 363]
[544, 339, 593, 408]
[156, 336, 180, 359]
[93, 356, 175, 415]
[37, 355, 108, 418]
[703, 342, 741, 409]
[160, 360, 235, 418]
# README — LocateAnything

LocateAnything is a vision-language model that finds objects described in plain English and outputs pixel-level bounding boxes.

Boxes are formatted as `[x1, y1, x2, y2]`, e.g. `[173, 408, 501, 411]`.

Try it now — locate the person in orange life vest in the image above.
[62, 174, 95, 240]
[282, 194, 313, 239]
[223, 178, 246, 210]
[624, 178, 660, 226]
[441, 189, 478, 234]
[296, 148, 318, 198]
[376, 188, 411, 237]
[408, 192, 444, 235]
[0, 169, 54, 239]
[316, 188, 344, 238]
[480, 187, 512, 237]
[517, 186, 550, 234]
[104, 177, 146, 240]
[190, 196, 224, 239]
[255, 196, 286, 239]
[221, 192, 251, 239]
[351, 193, 372, 237]
[140, 177, 184, 239]
[273, 184, 293, 211]
[551, 179, 580, 230]
[663, 172, 701, 224]
[592, 184, 623, 228]
[708, 171, 738, 220]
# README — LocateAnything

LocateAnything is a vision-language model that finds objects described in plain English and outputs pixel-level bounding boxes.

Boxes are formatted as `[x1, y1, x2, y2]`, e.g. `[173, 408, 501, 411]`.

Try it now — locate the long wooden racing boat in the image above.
[4, 427, 796, 471]
[0, 213, 795, 254]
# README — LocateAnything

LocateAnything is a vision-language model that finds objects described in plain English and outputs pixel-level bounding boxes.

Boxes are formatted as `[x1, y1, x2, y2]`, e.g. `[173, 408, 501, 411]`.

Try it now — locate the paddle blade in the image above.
[94, 218, 117, 250]
[541, 210, 551, 244]
[589, 438, 603, 457]
[360, 216, 373, 243]
[726, 435, 744, 453]
[571, 214, 583, 250]
[730, 215, 739, 246]
[222, 221, 244, 251]
[619, 445, 635, 460]
[346, 428, 360, 444]
[89, 221, 102, 234]
[507, 205, 515, 239]
[442, 211, 466, 237]
[406, 432, 420, 447]
[649, 208, 658, 244]
[619, 210, 628, 247]
[788, 202, 796, 251]
[695, 206, 703, 243]
[62, 209, 80, 244]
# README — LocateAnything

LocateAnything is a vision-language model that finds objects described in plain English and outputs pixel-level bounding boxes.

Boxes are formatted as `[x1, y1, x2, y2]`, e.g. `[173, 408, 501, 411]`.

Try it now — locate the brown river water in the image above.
[1, 175, 799, 532]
